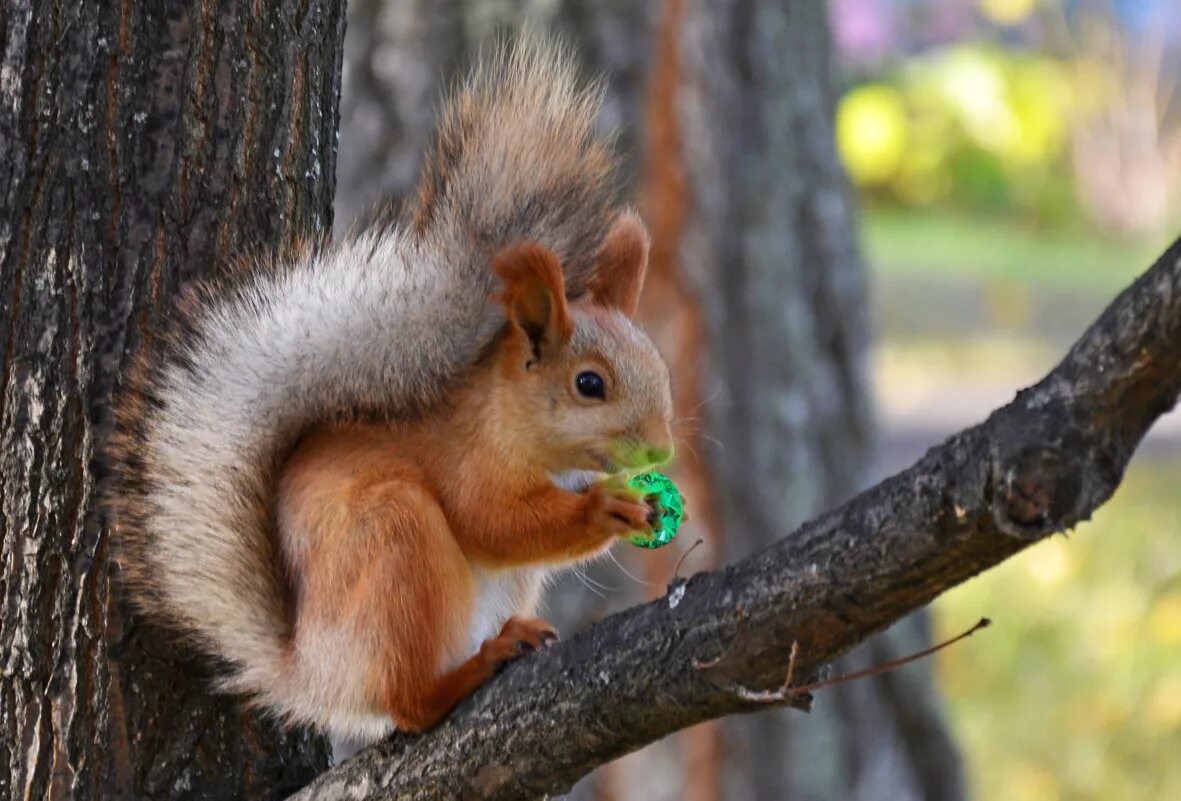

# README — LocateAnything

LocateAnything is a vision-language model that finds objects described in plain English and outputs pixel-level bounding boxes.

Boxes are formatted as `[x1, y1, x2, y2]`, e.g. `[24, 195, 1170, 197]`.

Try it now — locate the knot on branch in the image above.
[992, 445, 1084, 540]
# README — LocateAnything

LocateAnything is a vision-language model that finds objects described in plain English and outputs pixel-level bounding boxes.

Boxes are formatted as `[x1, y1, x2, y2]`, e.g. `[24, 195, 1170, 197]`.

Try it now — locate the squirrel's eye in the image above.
[575, 370, 606, 400]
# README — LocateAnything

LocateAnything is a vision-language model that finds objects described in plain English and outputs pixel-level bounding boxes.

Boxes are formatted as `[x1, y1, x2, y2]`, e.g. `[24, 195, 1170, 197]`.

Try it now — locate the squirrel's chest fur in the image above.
[457, 471, 599, 656]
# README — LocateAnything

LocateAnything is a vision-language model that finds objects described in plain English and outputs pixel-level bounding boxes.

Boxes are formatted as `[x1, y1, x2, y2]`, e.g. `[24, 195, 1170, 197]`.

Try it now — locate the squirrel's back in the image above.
[106, 32, 623, 731]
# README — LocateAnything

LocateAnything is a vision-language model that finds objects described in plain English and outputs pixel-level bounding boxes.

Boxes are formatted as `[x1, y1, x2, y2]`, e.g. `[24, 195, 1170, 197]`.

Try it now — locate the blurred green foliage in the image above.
[934, 460, 1181, 801]
[838, 43, 1080, 224]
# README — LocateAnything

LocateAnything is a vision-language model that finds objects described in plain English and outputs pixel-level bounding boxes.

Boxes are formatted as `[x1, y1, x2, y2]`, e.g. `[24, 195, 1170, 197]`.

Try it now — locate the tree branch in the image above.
[298, 237, 1181, 800]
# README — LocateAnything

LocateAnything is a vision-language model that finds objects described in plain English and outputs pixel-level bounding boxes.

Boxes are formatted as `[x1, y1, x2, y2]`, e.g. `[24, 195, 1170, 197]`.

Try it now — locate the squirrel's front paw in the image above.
[586, 480, 654, 537]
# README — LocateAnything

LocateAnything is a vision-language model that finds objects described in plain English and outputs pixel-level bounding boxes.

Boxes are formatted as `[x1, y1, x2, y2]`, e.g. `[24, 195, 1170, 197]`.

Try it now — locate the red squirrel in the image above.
[106, 33, 674, 745]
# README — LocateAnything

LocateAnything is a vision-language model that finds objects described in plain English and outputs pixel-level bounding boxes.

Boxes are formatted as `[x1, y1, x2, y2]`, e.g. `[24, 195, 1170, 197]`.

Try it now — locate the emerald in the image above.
[626, 471, 684, 549]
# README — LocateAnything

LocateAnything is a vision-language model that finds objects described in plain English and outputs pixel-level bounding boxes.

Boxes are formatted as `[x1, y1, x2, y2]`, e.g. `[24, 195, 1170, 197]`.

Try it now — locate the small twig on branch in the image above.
[713, 618, 991, 704]
[672, 537, 706, 581]
[783, 640, 800, 693]
[789, 617, 991, 695]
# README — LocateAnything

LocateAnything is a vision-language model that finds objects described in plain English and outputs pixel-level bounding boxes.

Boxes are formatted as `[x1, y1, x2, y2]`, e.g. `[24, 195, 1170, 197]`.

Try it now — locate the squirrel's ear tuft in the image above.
[493, 242, 573, 356]
[588, 211, 650, 318]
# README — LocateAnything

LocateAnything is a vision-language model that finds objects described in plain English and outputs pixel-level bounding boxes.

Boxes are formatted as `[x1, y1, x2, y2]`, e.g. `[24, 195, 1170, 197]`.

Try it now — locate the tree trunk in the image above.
[0, 1, 345, 798]
[658, 0, 965, 798]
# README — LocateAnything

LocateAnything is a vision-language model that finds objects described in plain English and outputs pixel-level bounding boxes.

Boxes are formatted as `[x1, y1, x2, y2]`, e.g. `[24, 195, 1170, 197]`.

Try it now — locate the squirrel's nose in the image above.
[645, 444, 674, 466]
[614, 425, 674, 469]
[643, 425, 674, 466]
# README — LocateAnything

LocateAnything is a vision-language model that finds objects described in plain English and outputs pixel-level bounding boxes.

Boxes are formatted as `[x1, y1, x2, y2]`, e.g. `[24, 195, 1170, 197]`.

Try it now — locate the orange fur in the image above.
[277, 238, 672, 731]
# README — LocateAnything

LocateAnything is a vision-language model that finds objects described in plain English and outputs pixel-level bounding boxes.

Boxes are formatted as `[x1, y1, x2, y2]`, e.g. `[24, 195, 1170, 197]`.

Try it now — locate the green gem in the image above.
[626, 471, 684, 549]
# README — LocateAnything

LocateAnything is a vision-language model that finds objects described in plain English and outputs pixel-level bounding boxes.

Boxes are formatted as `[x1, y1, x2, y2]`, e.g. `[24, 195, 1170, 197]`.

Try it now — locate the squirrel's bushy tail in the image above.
[409, 30, 618, 298]
[106, 31, 621, 735]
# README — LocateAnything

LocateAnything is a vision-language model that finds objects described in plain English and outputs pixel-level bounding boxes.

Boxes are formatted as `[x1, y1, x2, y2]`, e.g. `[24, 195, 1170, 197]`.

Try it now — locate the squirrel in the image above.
[105, 32, 674, 745]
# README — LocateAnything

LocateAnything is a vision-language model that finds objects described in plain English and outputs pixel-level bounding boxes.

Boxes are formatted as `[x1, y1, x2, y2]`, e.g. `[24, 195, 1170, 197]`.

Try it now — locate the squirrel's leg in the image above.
[353, 483, 551, 732]
[344, 481, 474, 732]
[393, 616, 558, 732]
[283, 466, 476, 736]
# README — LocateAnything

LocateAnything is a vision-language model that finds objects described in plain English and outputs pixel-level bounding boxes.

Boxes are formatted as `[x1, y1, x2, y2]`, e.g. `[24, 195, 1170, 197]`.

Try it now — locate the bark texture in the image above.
[294, 231, 1181, 799]
[0, 1, 345, 798]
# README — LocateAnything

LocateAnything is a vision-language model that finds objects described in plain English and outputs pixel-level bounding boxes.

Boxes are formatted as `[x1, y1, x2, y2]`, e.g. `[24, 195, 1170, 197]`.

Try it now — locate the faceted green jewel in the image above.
[626, 471, 684, 549]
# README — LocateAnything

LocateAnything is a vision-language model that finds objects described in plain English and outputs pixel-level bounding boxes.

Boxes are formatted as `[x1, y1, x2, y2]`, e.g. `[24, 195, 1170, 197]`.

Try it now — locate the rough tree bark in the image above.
[0, 1, 345, 798]
[296, 233, 1181, 799]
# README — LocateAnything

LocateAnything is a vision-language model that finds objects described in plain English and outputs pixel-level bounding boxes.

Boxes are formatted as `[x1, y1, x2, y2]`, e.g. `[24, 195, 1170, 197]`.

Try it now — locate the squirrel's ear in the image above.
[493, 242, 573, 355]
[588, 211, 650, 318]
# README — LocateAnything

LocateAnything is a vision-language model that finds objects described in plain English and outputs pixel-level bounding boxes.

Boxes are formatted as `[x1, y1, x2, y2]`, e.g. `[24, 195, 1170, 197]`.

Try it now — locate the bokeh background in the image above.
[834, 3, 1181, 800]
[334, 1, 1181, 799]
